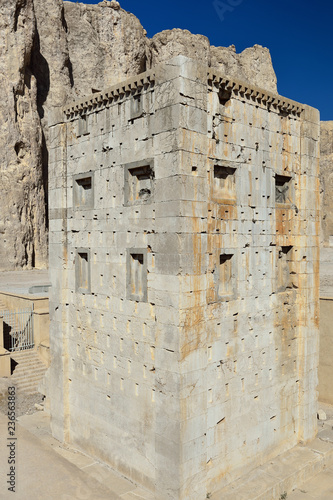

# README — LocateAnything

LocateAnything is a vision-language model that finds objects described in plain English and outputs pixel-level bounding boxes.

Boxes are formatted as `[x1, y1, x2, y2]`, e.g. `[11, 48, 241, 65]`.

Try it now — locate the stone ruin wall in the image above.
[320, 121, 333, 246]
[0, 0, 278, 270]
[48, 56, 319, 499]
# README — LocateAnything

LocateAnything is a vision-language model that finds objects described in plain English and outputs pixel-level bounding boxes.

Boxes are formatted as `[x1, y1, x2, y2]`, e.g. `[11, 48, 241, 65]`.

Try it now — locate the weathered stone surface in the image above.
[0, 0, 47, 270]
[319, 296, 333, 404]
[48, 56, 319, 500]
[320, 121, 333, 246]
[33, 0, 73, 111]
[317, 409, 327, 421]
[210, 44, 277, 93]
[148, 29, 212, 67]
[148, 30, 277, 93]
[0, 0, 278, 270]
[63, 1, 147, 97]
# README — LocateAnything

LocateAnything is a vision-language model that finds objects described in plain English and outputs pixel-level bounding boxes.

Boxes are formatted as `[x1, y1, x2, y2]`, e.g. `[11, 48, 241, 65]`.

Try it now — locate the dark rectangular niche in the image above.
[124, 160, 154, 206]
[76, 250, 91, 293]
[127, 249, 147, 302]
[208, 250, 237, 304]
[218, 253, 233, 297]
[277, 245, 293, 292]
[213, 164, 236, 202]
[73, 173, 94, 209]
[130, 94, 144, 120]
[218, 87, 232, 106]
[275, 174, 292, 204]
[78, 115, 89, 137]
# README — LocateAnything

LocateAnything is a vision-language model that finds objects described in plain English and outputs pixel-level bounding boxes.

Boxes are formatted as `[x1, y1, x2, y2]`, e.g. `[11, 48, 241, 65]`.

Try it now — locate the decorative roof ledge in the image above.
[63, 70, 156, 119]
[60, 61, 305, 121]
[207, 70, 304, 117]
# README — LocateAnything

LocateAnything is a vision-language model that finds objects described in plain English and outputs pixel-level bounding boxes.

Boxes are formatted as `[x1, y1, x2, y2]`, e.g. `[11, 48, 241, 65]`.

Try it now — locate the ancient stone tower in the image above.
[48, 56, 320, 499]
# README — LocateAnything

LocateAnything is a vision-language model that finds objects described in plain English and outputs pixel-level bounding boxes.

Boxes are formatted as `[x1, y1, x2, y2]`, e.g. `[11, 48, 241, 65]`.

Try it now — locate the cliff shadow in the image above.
[32, 29, 50, 119]
[31, 28, 50, 230]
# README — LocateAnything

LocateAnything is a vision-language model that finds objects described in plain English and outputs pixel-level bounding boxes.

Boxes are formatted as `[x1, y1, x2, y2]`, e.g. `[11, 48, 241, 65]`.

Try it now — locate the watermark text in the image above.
[7, 387, 16, 493]
[213, 0, 244, 22]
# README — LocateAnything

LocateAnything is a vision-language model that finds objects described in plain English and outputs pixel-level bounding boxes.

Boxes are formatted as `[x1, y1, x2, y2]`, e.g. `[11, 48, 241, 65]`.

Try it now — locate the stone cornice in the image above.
[63, 70, 156, 119]
[61, 62, 305, 121]
[207, 70, 305, 117]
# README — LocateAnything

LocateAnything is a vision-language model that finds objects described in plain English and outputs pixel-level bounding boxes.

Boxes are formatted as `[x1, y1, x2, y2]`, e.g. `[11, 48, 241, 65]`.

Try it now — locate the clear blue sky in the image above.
[69, 0, 333, 120]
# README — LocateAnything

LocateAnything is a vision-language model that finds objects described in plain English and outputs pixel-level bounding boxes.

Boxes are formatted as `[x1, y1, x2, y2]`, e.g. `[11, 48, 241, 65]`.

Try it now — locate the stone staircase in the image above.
[10, 350, 47, 394]
[0, 298, 45, 393]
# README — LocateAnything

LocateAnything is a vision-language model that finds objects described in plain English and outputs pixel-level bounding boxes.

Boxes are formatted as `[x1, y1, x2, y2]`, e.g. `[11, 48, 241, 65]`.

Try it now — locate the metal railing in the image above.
[0, 308, 34, 351]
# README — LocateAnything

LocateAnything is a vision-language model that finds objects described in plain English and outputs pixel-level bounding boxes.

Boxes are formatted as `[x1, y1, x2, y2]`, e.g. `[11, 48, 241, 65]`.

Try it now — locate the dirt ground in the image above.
[0, 380, 44, 417]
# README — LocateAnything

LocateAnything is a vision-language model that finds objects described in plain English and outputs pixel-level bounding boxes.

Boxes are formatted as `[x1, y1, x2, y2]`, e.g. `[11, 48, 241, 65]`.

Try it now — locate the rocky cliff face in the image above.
[0, 0, 47, 269]
[0, 0, 278, 270]
[148, 30, 277, 93]
[320, 121, 333, 246]
[63, 1, 147, 96]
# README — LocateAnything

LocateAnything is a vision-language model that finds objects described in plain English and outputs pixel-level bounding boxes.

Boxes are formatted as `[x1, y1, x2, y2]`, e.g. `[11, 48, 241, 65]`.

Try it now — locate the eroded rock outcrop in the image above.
[63, 1, 147, 96]
[148, 30, 277, 93]
[0, 0, 47, 269]
[320, 121, 333, 246]
[210, 43, 277, 93]
[0, 0, 278, 270]
[148, 29, 212, 68]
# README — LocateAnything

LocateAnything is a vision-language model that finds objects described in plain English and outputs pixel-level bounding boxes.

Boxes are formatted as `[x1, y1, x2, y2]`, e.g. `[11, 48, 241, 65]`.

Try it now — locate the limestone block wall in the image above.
[48, 64, 184, 494]
[318, 297, 333, 404]
[48, 57, 320, 500]
[179, 64, 320, 498]
[320, 121, 333, 246]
